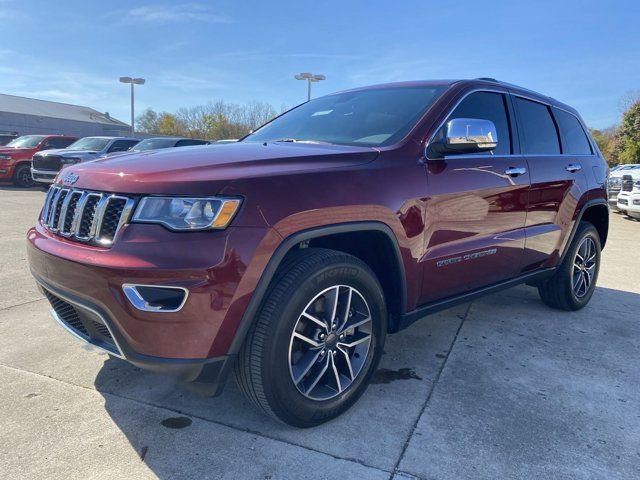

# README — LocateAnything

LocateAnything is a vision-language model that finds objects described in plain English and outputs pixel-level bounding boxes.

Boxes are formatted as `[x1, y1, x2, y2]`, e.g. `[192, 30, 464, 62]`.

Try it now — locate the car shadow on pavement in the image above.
[0, 184, 47, 191]
[92, 285, 640, 479]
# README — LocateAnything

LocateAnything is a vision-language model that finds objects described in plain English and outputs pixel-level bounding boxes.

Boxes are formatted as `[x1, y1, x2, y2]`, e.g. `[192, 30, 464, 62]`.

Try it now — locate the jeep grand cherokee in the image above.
[27, 78, 608, 427]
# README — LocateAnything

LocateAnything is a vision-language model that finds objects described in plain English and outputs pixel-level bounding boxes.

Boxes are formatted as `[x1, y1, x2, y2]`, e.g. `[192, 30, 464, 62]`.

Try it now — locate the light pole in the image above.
[119, 76, 145, 135]
[294, 72, 326, 101]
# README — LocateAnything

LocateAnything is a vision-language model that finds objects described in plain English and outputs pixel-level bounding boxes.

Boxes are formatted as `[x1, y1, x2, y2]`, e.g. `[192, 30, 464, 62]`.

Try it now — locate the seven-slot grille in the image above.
[41, 185, 135, 246]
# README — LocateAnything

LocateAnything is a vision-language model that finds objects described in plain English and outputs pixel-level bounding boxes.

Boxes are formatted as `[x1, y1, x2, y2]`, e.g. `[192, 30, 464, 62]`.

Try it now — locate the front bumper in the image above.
[617, 194, 640, 218]
[0, 161, 14, 179]
[31, 168, 57, 184]
[34, 273, 232, 393]
[27, 220, 271, 392]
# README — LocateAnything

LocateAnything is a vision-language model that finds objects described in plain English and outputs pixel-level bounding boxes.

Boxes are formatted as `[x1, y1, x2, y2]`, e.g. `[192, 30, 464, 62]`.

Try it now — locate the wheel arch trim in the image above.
[559, 198, 609, 265]
[226, 221, 407, 356]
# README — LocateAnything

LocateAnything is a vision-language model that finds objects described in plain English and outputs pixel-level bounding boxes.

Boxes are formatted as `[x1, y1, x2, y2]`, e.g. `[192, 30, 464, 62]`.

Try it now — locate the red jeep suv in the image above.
[0, 135, 77, 187]
[27, 79, 608, 427]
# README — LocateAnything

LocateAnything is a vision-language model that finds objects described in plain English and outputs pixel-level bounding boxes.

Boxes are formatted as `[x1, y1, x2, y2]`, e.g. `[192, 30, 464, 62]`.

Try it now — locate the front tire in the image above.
[538, 221, 601, 311]
[234, 248, 387, 427]
[13, 163, 35, 188]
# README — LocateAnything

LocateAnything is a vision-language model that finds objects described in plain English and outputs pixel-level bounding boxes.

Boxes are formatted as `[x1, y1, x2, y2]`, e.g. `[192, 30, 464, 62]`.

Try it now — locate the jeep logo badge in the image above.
[62, 172, 79, 186]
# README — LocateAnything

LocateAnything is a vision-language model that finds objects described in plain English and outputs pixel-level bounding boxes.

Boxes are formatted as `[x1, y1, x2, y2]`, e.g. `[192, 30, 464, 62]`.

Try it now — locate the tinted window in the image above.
[446, 92, 511, 155]
[132, 138, 182, 151]
[245, 86, 446, 147]
[45, 137, 76, 149]
[515, 98, 560, 154]
[108, 139, 139, 152]
[554, 109, 592, 155]
[176, 139, 209, 147]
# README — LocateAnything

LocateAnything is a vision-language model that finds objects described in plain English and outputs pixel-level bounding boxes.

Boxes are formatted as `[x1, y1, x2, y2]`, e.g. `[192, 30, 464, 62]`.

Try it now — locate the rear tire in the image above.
[13, 163, 34, 188]
[538, 221, 601, 311]
[234, 248, 387, 427]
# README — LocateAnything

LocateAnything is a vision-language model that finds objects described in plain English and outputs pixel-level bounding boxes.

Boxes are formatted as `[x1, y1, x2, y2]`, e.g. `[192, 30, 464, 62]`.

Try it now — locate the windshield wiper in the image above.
[272, 138, 332, 145]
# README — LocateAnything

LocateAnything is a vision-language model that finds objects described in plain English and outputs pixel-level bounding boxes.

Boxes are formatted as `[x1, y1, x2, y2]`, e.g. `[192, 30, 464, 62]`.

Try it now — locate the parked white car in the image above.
[608, 164, 640, 209]
[616, 180, 640, 219]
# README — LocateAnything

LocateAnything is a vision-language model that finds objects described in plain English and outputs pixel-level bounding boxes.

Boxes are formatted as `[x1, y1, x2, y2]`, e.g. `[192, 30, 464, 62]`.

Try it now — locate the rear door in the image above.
[513, 97, 589, 271]
[420, 90, 530, 304]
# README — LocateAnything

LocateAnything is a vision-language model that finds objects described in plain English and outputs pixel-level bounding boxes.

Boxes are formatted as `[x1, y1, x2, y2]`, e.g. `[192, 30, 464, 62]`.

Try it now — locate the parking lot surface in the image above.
[1, 186, 638, 480]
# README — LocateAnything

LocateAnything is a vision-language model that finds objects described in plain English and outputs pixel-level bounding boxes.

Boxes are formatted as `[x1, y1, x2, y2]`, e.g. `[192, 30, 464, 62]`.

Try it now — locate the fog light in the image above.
[633, 199, 640, 205]
[122, 284, 188, 312]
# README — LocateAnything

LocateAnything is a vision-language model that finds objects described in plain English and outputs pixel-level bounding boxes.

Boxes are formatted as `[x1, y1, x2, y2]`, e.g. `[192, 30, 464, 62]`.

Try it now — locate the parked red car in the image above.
[27, 79, 608, 426]
[0, 135, 77, 187]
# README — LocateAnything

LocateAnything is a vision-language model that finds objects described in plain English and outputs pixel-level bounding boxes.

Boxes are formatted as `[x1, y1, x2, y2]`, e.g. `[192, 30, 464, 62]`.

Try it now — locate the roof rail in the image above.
[476, 77, 499, 82]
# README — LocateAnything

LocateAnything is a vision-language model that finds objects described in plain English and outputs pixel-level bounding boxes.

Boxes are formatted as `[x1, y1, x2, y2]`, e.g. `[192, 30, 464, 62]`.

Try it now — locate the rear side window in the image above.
[447, 92, 511, 155]
[515, 97, 560, 154]
[554, 109, 592, 155]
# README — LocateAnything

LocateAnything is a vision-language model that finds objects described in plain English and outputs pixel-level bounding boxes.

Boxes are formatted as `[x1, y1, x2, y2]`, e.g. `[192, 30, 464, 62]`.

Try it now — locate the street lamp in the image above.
[119, 76, 145, 135]
[294, 72, 326, 101]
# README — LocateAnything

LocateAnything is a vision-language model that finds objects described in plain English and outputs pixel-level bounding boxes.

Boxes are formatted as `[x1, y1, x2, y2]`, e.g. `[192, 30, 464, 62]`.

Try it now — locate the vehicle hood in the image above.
[0, 147, 33, 155]
[38, 149, 99, 157]
[60, 142, 380, 194]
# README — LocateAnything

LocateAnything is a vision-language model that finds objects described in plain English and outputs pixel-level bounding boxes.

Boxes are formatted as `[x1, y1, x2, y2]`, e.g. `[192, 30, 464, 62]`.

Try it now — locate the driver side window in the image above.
[446, 92, 512, 155]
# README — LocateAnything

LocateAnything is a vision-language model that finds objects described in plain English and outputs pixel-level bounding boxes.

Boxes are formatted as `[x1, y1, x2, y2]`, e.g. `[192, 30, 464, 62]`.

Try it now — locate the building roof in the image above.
[0, 93, 129, 127]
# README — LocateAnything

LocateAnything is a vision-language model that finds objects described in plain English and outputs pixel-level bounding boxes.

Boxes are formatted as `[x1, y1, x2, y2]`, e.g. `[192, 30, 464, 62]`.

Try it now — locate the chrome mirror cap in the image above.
[445, 118, 498, 152]
[425, 117, 498, 160]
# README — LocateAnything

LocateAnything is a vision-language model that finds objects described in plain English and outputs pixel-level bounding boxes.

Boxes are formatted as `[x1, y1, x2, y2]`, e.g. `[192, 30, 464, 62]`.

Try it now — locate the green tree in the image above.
[615, 101, 640, 164]
[156, 113, 186, 136]
[135, 100, 278, 141]
[589, 127, 616, 165]
[135, 108, 159, 133]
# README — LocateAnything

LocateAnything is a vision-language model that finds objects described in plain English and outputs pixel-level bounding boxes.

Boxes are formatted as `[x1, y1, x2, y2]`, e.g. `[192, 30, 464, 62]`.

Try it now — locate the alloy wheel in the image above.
[572, 237, 597, 298]
[288, 285, 372, 400]
[17, 167, 34, 188]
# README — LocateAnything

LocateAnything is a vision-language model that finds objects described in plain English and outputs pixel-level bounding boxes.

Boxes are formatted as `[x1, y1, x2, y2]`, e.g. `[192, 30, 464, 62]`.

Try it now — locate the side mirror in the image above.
[427, 118, 498, 159]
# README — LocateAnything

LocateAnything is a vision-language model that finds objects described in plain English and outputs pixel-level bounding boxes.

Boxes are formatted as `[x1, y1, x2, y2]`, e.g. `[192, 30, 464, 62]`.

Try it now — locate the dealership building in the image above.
[0, 93, 130, 138]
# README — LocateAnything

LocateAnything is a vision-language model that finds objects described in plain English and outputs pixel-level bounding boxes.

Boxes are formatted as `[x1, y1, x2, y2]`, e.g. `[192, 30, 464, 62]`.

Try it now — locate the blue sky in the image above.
[1, 0, 638, 129]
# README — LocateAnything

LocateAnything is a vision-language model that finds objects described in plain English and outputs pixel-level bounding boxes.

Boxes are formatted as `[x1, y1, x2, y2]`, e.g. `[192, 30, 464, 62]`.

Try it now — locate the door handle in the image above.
[565, 164, 582, 173]
[504, 167, 526, 177]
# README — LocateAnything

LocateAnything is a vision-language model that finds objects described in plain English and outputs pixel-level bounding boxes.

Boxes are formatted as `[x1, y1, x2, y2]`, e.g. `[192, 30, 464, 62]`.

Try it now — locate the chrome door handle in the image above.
[504, 167, 526, 177]
[565, 164, 582, 173]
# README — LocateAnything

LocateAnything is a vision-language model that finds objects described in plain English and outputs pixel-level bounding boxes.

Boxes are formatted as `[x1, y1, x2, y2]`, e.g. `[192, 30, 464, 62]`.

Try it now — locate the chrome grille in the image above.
[41, 185, 135, 246]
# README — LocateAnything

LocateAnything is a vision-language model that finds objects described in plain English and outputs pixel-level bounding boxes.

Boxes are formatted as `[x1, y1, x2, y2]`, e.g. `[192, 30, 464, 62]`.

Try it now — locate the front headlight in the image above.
[0, 154, 11, 160]
[132, 196, 242, 231]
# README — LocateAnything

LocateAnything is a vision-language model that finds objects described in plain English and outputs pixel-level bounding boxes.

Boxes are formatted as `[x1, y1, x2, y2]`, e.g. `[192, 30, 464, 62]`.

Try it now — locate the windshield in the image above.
[132, 138, 179, 151]
[6, 135, 46, 148]
[244, 86, 446, 147]
[67, 137, 111, 151]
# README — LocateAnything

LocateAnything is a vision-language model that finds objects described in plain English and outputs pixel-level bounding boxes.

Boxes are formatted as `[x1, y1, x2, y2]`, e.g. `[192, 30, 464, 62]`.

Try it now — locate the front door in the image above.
[419, 91, 529, 304]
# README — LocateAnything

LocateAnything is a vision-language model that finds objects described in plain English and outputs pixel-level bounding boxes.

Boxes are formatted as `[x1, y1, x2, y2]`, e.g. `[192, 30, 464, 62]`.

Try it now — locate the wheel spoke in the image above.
[577, 272, 586, 296]
[324, 286, 340, 329]
[302, 311, 329, 332]
[293, 349, 324, 384]
[337, 345, 355, 380]
[340, 314, 371, 333]
[329, 354, 343, 393]
[305, 355, 330, 394]
[584, 267, 592, 287]
[338, 287, 353, 332]
[338, 332, 371, 348]
[293, 331, 322, 348]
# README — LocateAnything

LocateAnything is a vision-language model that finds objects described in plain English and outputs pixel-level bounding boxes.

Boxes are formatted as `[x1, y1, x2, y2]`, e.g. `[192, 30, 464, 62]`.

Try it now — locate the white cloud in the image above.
[124, 4, 230, 25]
